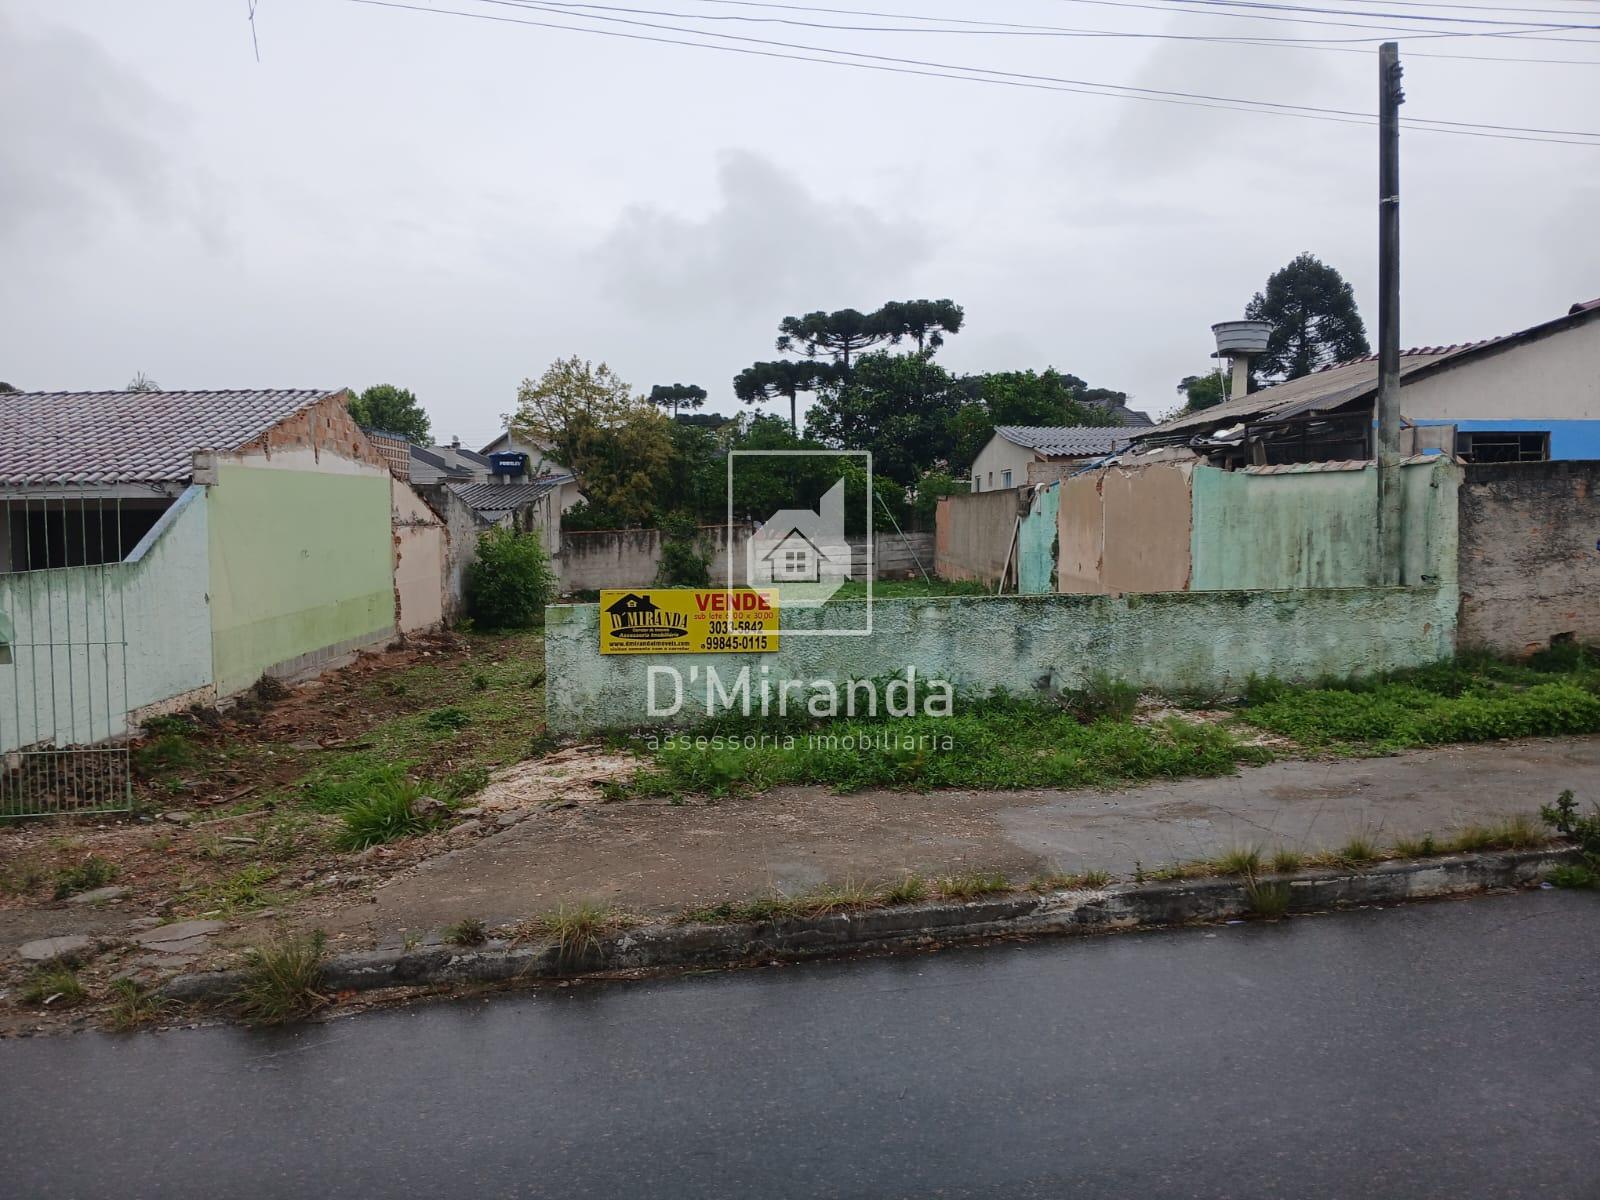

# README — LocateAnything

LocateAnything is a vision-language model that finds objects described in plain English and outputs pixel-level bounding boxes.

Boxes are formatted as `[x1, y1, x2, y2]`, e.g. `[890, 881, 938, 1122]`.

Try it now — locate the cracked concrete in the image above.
[310, 736, 1599, 945]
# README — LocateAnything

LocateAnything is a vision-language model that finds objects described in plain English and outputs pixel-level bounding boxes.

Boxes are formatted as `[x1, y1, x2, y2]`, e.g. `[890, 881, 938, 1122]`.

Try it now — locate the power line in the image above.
[346, 0, 1600, 144]
[515, 0, 1600, 61]
[1122, 0, 1600, 29]
[405, 0, 1600, 138]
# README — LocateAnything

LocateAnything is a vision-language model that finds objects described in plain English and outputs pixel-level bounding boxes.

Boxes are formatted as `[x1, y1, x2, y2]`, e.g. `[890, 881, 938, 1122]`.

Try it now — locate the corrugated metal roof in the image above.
[450, 476, 573, 515]
[995, 426, 1134, 457]
[1142, 351, 1459, 439]
[0, 389, 338, 486]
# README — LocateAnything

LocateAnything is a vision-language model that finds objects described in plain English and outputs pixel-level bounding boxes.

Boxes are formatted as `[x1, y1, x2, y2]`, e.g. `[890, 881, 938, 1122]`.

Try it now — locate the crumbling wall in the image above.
[935, 490, 1026, 585]
[1457, 460, 1600, 656]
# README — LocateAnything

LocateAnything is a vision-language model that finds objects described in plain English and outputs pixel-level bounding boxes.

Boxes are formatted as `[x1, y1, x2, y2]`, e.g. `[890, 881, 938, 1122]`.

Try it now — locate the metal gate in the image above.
[1, 493, 133, 817]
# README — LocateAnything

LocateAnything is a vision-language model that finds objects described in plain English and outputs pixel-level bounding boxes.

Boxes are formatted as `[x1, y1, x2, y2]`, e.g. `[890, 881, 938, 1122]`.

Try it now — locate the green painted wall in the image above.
[1018, 483, 1060, 595]
[1, 487, 214, 751]
[545, 587, 1457, 733]
[1189, 460, 1458, 591]
[207, 465, 394, 695]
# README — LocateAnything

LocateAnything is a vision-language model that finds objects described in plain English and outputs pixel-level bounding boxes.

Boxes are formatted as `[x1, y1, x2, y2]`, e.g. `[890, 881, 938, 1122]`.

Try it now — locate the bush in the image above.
[466, 527, 556, 629]
[1059, 672, 1140, 723]
[656, 512, 711, 587]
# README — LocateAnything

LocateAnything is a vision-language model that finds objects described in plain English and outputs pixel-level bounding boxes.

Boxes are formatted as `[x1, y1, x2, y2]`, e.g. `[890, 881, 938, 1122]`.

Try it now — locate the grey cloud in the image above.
[595, 150, 932, 315]
[0, 11, 198, 246]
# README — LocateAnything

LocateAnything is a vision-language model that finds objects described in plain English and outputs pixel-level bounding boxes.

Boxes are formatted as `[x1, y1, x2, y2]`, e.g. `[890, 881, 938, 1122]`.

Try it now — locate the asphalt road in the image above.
[4, 890, 1598, 1200]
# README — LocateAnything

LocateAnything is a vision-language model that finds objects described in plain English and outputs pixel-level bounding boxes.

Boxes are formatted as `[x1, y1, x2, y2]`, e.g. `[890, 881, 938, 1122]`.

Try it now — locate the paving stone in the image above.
[18, 935, 93, 962]
[143, 936, 213, 954]
[67, 886, 130, 906]
[495, 811, 524, 828]
[127, 916, 164, 929]
[131, 919, 226, 946]
[161, 811, 194, 825]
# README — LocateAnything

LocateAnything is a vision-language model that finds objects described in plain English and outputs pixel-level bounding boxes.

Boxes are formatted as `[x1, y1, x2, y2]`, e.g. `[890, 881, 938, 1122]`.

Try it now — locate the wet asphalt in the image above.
[4, 888, 1598, 1199]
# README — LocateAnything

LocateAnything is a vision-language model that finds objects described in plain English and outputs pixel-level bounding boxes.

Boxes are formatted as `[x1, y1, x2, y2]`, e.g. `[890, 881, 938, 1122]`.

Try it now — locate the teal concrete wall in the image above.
[1189, 460, 1458, 591]
[1, 487, 214, 752]
[1018, 484, 1060, 595]
[208, 465, 395, 696]
[545, 587, 1457, 733]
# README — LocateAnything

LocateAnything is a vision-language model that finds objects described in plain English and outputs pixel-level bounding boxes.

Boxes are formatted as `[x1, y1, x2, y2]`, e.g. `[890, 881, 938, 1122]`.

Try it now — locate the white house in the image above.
[969, 426, 1136, 492]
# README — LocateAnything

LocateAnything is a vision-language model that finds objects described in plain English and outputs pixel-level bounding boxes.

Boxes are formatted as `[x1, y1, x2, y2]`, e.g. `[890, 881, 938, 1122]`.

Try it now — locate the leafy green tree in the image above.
[806, 352, 966, 486]
[1245, 252, 1371, 381]
[877, 299, 965, 355]
[465, 527, 556, 629]
[732, 360, 835, 432]
[1176, 371, 1228, 412]
[776, 308, 891, 371]
[509, 357, 673, 526]
[0, 382, 18, 393]
[348, 384, 432, 443]
[648, 383, 708, 419]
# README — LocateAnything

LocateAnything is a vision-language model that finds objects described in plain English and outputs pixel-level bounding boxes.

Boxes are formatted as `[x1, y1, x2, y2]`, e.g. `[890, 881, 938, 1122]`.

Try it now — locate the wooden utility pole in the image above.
[1376, 41, 1405, 585]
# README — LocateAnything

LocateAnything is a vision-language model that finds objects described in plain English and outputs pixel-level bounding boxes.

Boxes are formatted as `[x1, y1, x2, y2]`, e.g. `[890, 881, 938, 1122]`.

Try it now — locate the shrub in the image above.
[656, 512, 711, 587]
[423, 706, 471, 732]
[1058, 672, 1140, 723]
[466, 527, 557, 629]
[443, 916, 488, 946]
[133, 734, 195, 777]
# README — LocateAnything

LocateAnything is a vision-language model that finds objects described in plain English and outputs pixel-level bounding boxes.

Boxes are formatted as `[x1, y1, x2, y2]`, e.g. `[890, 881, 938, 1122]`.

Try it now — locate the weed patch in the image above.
[631, 701, 1266, 798]
[107, 979, 171, 1030]
[935, 871, 1011, 900]
[334, 777, 444, 851]
[233, 931, 328, 1025]
[535, 902, 613, 964]
[53, 854, 117, 899]
[1245, 880, 1292, 919]
[878, 874, 929, 905]
[443, 917, 488, 947]
[21, 966, 86, 1006]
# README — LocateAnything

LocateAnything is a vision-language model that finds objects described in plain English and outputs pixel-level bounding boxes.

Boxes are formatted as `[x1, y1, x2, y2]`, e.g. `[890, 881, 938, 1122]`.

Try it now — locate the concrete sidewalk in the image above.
[315, 736, 1598, 946]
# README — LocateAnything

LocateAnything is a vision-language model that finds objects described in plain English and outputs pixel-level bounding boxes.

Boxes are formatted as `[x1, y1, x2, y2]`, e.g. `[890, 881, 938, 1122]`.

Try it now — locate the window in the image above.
[986, 472, 993, 490]
[1455, 430, 1549, 464]
[1001, 469, 1012, 489]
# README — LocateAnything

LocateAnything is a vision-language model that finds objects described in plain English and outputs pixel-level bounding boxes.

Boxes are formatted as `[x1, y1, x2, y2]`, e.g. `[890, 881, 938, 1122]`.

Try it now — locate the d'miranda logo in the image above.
[604, 592, 689, 643]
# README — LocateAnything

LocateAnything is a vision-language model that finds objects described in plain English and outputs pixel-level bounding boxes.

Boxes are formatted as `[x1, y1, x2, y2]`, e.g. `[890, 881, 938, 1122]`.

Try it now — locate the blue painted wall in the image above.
[1412, 418, 1600, 461]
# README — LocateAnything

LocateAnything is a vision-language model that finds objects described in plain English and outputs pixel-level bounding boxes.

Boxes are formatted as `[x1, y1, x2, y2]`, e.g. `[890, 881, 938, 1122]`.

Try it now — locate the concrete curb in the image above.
[160, 847, 1578, 1005]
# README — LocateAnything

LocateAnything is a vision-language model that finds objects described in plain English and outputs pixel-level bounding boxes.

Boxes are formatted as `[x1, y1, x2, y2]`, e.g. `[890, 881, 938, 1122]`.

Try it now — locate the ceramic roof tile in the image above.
[0, 389, 338, 486]
[994, 426, 1134, 457]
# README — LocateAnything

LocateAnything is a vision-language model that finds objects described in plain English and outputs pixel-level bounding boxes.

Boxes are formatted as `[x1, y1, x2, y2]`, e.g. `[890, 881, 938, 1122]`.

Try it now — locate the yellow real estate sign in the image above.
[599, 589, 780, 655]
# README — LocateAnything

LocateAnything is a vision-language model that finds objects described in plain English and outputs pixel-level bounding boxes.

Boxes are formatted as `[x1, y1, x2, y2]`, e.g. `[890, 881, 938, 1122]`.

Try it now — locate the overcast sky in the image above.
[3, 0, 1597, 443]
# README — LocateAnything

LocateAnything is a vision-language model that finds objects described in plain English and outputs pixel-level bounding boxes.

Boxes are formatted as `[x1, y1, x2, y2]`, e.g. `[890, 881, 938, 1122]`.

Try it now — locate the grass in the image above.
[1029, 869, 1112, 892]
[1245, 880, 1292, 919]
[107, 979, 171, 1031]
[443, 917, 488, 947]
[1336, 836, 1379, 866]
[1270, 848, 1304, 874]
[935, 871, 1011, 900]
[1240, 649, 1600, 753]
[798, 881, 881, 916]
[187, 866, 280, 915]
[1, 857, 50, 896]
[1211, 845, 1264, 878]
[333, 777, 446, 851]
[629, 697, 1270, 799]
[233, 931, 328, 1025]
[20, 966, 87, 1006]
[53, 854, 118, 899]
[132, 733, 196, 777]
[535, 902, 614, 964]
[879, 874, 930, 905]
[1391, 833, 1439, 859]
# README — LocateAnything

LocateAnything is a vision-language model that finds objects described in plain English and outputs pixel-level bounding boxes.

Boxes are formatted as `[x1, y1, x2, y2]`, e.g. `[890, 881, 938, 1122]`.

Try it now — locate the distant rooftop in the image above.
[994, 425, 1134, 458]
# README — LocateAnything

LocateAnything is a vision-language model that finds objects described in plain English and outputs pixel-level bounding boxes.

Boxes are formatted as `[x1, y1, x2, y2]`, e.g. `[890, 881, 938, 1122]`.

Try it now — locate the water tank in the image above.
[1211, 320, 1272, 356]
